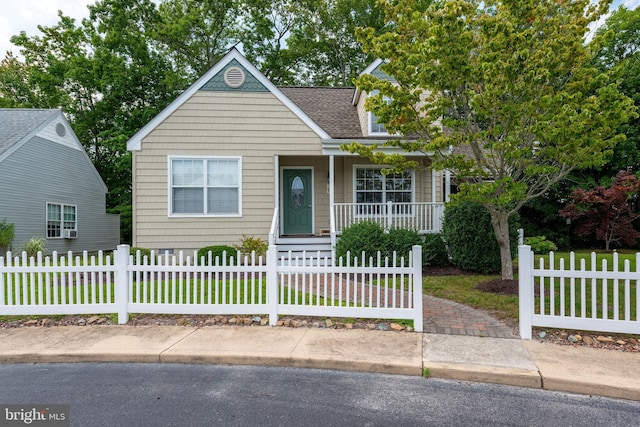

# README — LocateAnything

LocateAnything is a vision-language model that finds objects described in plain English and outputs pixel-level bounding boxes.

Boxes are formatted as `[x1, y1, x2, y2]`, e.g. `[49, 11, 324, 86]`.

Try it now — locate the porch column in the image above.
[445, 170, 451, 202]
[274, 155, 279, 209]
[329, 155, 336, 252]
[431, 169, 437, 203]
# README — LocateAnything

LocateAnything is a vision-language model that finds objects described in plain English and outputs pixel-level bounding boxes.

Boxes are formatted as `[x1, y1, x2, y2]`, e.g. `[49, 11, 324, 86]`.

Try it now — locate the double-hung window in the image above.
[47, 203, 77, 238]
[170, 157, 241, 216]
[368, 91, 391, 135]
[354, 166, 413, 215]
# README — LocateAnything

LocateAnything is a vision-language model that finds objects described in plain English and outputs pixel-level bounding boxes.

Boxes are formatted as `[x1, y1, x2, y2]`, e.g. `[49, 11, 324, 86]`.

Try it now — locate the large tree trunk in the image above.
[488, 209, 514, 280]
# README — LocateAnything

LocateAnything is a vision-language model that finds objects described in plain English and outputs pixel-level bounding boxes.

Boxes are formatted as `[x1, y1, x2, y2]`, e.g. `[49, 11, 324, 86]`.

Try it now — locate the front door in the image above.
[282, 168, 313, 235]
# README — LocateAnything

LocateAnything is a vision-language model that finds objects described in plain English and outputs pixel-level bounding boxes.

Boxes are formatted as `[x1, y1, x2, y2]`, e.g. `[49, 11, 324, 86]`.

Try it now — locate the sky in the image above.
[0, 0, 639, 58]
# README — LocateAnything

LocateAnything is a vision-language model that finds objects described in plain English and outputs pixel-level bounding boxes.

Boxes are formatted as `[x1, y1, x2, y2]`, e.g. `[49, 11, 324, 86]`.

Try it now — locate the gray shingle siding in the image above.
[0, 114, 119, 254]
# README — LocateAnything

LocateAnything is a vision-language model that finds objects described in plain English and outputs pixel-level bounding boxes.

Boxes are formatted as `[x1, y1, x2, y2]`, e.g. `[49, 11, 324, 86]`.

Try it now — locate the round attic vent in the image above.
[55, 123, 66, 137]
[224, 66, 245, 88]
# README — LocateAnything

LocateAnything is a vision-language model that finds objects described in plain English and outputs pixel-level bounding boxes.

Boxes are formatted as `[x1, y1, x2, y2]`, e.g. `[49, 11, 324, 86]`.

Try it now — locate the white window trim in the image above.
[366, 91, 392, 136]
[168, 156, 242, 218]
[352, 165, 415, 217]
[46, 202, 77, 239]
[368, 111, 389, 136]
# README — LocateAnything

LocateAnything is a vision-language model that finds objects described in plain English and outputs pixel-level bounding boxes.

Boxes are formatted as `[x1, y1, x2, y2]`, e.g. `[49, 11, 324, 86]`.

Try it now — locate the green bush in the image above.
[387, 228, 423, 262]
[23, 237, 47, 258]
[442, 201, 519, 274]
[0, 219, 14, 256]
[336, 221, 388, 263]
[197, 245, 238, 265]
[422, 233, 449, 267]
[234, 234, 268, 259]
[524, 236, 558, 253]
[130, 247, 152, 259]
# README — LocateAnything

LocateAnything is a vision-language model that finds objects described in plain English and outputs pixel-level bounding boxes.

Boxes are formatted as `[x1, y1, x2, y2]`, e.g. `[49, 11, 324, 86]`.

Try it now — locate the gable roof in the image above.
[0, 108, 108, 192]
[278, 87, 361, 139]
[0, 109, 58, 157]
[127, 48, 331, 151]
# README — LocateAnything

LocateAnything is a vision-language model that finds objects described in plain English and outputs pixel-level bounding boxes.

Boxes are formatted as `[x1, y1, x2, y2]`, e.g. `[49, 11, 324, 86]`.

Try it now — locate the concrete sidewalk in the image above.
[0, 325, 638, 401]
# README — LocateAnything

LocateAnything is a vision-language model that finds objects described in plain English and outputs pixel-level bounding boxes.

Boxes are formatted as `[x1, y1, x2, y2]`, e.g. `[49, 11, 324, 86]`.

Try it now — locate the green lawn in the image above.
[422, 274, 519, 322]
[423, 250, 639, 325]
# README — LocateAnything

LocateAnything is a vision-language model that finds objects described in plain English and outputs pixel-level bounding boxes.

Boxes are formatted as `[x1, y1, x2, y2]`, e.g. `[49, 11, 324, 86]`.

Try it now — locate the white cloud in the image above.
[0, 0, 92, 57]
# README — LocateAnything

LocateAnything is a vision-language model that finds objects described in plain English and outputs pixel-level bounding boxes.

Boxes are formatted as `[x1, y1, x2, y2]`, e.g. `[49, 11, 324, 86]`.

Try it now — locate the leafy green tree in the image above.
[152, 0, 243, 79]
[240, 0, 303, 85]
[344, 0, 637, 280]
[4, 2, 183, 243]
[591, 6, 640, 176]
[286, 0, 388, 86]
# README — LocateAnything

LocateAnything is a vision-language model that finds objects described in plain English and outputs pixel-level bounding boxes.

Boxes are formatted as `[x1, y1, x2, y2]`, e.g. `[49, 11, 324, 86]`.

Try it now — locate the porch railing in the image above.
[333, 201, 445, 235]
[268, 208, 279, 246]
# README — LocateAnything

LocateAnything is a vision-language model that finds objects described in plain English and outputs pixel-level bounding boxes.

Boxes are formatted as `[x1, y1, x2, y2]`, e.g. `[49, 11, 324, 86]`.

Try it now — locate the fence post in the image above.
[518, 245, 533, 339]
[267, 245, 278, 326]
[412, 245, 424, 332]
[386, 200, 393, 231]
[115, 244, 130, 324]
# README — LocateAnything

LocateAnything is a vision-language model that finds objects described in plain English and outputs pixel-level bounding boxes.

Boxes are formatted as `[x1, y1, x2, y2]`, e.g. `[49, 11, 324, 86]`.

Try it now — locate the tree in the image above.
[591, 6, 640, 177]
[559, 171, 640, 250]
[344, 0, 637, 280]
[285, 0, 388, 86]
[240, 0, 302, 85]
[152, 0, 243, 79]
[4, 2, 183, 243]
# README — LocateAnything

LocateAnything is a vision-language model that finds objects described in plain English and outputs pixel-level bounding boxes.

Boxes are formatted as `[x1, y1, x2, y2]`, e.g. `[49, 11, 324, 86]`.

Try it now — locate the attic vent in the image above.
[55, 123, 66, 137]
[224, 67, 245, 88]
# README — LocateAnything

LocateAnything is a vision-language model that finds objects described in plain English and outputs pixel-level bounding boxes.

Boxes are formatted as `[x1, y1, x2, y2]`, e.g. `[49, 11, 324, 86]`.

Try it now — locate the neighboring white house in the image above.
[0, 109, 119, 253]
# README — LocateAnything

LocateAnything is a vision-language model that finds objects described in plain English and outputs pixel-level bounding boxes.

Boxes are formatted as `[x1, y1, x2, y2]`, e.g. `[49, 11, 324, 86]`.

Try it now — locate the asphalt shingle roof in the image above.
[279, 87, 376, 140]
[0, 109, 58, 156]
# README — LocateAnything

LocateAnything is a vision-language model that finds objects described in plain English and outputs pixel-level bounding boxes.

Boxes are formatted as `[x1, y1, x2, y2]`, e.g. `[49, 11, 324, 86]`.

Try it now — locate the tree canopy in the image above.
[0, 0, 391, 243]
[345, 0, 637, 279]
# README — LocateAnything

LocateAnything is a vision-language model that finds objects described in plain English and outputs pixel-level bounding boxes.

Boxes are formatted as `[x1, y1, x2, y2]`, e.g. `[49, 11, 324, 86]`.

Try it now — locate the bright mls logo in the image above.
[0, 405, 69, 426]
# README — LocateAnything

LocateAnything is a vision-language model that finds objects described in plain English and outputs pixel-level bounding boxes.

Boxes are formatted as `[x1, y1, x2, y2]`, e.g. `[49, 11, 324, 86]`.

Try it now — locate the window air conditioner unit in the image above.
[63, 229, 78, 239]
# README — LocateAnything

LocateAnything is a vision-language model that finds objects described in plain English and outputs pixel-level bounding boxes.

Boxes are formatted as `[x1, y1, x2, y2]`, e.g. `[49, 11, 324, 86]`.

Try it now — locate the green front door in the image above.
[282, 168, 313, 235]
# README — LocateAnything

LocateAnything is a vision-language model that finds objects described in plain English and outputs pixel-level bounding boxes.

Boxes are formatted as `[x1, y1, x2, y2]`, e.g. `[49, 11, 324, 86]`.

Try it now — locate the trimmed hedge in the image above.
[387, 228, 423, 262]
[197, 245, 238, 265]
[335, 221, 388, 261]
[422, 233, 449, 267]
[442, 201, 519, 274]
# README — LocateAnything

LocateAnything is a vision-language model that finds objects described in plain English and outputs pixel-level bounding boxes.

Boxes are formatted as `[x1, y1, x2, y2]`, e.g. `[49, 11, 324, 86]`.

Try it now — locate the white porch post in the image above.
[329, 155, 336, 252]
[274, 155, 279, 209]
[445, 170, 451, 202]
[431, 169, 437, 202]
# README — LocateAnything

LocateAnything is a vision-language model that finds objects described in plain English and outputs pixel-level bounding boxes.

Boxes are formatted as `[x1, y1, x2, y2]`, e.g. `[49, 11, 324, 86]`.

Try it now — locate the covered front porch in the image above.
[268, 152, 449, 254]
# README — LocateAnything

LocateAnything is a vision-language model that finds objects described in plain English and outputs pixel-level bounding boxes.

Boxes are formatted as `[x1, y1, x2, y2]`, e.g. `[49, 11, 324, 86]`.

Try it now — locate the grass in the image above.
[534, 251, 638, 271]
[423, 250, 640, 325]
[422, 274, 519, 322]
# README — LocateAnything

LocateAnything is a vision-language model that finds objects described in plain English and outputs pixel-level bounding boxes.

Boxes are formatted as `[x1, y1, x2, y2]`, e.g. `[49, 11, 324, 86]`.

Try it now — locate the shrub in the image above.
[234, 234, 268, 259]
[422, 233, 449, 267]
[524, 236, 558, 253]
[336, 221, 388, 262]
[0, 219, 14, 256]
[130, 247, 152, 259]
[387, 228, 423, 262]
[23, 237, 47, 258]
[442, 201, 519, 274]
[197, 245, 237, 265]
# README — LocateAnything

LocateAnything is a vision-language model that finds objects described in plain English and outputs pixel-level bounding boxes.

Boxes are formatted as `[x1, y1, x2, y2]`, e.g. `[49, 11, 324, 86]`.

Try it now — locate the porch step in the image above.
[275, 237, 333, 264]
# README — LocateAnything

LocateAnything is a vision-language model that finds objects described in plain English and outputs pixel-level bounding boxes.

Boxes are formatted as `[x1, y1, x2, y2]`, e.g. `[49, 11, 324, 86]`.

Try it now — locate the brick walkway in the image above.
[423, 295, 518, 339]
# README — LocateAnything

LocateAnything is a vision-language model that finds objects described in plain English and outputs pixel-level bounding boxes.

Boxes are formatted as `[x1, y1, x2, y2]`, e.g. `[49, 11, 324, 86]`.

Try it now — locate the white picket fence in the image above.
[519, 245, 640, 339]
[0, 245, 423, 331]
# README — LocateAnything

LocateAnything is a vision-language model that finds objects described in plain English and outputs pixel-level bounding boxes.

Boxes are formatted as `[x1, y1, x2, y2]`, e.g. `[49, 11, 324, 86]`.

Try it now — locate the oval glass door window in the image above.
[291, 176, 304, 208]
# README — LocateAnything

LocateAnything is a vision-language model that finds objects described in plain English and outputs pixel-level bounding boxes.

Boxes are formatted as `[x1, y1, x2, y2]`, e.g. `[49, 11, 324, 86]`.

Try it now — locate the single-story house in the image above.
[0, 109, 120, 254]
[126, 48, 450, 255]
